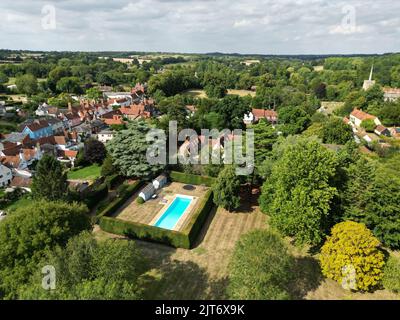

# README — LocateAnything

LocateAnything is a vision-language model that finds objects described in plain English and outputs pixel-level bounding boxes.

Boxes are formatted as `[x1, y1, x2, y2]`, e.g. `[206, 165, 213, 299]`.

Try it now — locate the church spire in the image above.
[369, 64, 374, 81]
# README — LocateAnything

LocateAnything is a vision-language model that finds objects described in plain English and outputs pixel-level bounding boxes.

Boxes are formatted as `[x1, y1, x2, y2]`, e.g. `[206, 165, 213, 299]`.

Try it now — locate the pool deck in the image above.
[113, 182, 209, 231]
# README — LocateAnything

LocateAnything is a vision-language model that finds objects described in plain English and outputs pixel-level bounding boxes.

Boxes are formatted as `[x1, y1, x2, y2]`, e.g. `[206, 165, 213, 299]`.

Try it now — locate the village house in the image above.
[0, 164, 12, 187]
[390, 127, 400, 138]
[97, 130, 115, 144]
[374, 125, 391, 137]
[119, 103, 151, 120]
[349, 108, 382, 127]
[21, 120, 53, 139]
[101, 110, 125, 126]
[383, 87, 400, 102]
[244, 109, 278, 125]
[35, 103, 59, 117]
[46, 118, 65, 134]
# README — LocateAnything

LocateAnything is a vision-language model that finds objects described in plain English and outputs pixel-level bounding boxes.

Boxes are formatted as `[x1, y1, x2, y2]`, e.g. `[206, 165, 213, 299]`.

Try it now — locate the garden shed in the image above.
[139, 183, 156, 201]
[152, 174, 168, 190]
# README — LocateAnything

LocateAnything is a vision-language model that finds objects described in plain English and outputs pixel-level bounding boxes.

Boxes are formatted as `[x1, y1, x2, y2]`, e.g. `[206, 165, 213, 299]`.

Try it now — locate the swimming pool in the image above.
[154, 195, 193, 230]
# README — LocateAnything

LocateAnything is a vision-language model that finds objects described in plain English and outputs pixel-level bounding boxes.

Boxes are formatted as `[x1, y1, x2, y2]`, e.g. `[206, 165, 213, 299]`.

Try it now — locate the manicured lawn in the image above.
[67, 164, 102, 181]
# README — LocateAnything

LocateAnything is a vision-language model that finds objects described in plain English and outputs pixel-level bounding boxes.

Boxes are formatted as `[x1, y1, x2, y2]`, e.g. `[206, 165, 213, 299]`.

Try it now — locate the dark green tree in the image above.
[84, 138, 107, 164]
[107, 121, 166, 178]
[31, 154, 68, 201]
[212, 166, 241, 211]
[259, 138, 338, 246]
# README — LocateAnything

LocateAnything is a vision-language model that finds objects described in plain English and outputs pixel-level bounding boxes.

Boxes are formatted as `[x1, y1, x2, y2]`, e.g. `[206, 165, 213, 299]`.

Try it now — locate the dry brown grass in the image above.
[93, 200, 400, 300]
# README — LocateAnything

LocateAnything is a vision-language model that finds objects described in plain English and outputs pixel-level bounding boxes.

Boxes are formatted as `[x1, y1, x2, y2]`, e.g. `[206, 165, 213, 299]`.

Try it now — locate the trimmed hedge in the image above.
[99, 217, 190, 248]
[99, 185, 215, 249]
[183, 189, 214, 245]
[169, 171, 216, 187]
[96, 180, 143, 220]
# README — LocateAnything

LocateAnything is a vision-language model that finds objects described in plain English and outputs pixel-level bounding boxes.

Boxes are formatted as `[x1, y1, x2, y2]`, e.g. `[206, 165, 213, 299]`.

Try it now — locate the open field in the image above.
[182, 89, 255, 99]
[114, 182, 209, 229]
[67, 164, 101, 181]
[227, 89, 256, 97]
[182, 89, 208, 98]
[319, 101, 344, 115]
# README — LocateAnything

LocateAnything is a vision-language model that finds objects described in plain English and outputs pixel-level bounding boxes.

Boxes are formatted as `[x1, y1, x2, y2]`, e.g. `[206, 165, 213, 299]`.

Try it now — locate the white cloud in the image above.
[0, 0, 398, 54]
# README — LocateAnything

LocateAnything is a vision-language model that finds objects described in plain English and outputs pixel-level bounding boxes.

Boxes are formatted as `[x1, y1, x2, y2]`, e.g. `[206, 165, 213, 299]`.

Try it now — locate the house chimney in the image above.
[68, 102, 72, 111]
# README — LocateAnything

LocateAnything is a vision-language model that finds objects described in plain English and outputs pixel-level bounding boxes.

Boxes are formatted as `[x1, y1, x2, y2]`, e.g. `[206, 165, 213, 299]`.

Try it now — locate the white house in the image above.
[350, 109, 381, 127]
[139, 183, 156, 201]
[97, 130, 114, 144]
[0, 164, 12, 187]
[153, 174, 168, 190]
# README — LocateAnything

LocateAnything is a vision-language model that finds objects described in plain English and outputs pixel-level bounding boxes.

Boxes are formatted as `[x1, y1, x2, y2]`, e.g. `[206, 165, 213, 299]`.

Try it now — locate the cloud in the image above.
[0, 0, 399, 54]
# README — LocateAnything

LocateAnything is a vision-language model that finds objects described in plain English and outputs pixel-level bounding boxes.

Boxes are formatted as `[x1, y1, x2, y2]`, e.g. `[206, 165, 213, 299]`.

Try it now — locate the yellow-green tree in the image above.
[319, 221, 385, 292]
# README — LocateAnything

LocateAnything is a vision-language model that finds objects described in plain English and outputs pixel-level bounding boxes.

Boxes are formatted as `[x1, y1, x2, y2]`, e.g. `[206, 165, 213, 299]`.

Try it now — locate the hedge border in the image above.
[169, 171, 216, 187]
[96, 180, 144, 220]
[98, 173, 215, 249]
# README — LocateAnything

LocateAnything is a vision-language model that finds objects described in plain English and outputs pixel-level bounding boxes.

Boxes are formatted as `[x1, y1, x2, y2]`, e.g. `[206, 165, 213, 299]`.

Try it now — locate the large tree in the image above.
[0, 201, 91, 298]
[15, 74, 38, 96]
[228, 230, 294, 300]
[19, 232, 148, 300]
[107, 121, 165, 178]
[31, 154, 68, 201]
[250, 119, 278, 167]
[259, 138, 339, 246]
[321, 117, 354, 145]
[83, 138, 107, 164]
[212, 166, 241, 211]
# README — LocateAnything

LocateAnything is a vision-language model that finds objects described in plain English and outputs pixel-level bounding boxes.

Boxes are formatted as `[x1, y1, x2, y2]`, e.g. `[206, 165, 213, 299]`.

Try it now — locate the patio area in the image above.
[113, 182, 210, 229]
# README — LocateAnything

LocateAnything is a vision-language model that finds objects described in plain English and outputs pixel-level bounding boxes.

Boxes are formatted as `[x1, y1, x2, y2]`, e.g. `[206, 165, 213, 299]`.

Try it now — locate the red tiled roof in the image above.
[252, 109, 278, 119]
[58, 149, 78, 158]
[10, 176, 32, 188]
[350, 108, 376, 121]
[383, 87, 400, 94]
[375, 125, 388, 133]
[25, 120, 50, 132]
[0, 156, 21, 167]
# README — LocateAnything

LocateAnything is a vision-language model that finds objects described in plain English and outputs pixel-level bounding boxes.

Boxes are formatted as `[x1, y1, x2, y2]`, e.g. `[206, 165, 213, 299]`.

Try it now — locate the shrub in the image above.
[382, 256, 400, 293]
[361, 119, 376, 132]
[319, 221, 385, 292]
[136, 197, 145, 205]
[228, 230, 294, 300]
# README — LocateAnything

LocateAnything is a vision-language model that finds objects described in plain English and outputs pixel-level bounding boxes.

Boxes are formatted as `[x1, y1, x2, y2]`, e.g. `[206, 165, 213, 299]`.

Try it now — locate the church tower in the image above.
[363, 65, 376, 91]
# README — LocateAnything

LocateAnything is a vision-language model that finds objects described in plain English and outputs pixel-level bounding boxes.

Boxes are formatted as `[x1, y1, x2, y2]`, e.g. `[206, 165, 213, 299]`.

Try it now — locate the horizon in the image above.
[2, 49, 400, 57]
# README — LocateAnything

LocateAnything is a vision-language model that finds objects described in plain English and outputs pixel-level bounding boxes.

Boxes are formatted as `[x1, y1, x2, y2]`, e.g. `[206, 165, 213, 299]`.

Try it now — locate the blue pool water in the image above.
[154, 196, 192, 230]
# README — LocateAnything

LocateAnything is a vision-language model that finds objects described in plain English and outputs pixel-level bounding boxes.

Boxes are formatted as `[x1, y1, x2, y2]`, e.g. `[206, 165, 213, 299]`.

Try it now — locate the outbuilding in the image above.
[139, 183, 156, 201]
[152, 174, 168, 190]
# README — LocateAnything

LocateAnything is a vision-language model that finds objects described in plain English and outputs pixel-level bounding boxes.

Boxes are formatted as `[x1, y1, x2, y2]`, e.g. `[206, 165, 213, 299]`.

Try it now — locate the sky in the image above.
[0, 0, 399, 55]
